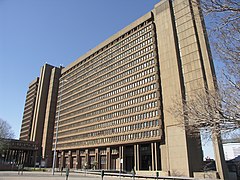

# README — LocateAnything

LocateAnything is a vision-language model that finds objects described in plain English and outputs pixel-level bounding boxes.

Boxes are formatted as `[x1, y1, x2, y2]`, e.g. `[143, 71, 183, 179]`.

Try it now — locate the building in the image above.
[20, 64, 61, 167]
[20, 78, 39, 141]
[222, 139, 240, 161]
[0, 139, 38, 167]
[19, 0, 226, 177]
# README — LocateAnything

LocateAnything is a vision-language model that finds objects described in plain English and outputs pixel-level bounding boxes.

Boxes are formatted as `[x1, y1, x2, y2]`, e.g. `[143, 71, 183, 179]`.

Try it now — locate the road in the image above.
[0, 171, 140, 180]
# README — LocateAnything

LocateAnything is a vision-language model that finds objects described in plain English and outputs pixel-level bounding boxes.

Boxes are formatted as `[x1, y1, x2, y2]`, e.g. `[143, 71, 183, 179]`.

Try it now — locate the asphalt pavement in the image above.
[0, 171, 140, 180]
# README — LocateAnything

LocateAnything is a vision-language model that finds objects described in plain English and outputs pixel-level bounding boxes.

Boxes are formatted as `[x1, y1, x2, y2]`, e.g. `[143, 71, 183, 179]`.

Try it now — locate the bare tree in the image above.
[194, 0, 240, 91]
[170, 82, 240, 139]
[0, 118, 14, 151]
[170, 0, 240, 139]
[197, 0, 240, 66]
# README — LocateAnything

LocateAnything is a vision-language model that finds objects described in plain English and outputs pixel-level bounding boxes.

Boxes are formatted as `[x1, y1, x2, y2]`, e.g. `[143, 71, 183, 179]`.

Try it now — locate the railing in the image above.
[74, 169, 195, 180]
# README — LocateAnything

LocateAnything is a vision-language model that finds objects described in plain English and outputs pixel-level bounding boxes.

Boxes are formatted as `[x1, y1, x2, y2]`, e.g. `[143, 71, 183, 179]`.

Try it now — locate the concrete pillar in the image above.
[154, 143, 158, 170]
[61, 151, 65, 168]
[8, 150, 13, 163]
[136, 144, 140, 171]
[25, 151, 28, 165]
[119, 146, 124, 171]
[134, 144, 140, 171]
[121, 146, 124, 171]
[151, 143, 155, 171]
[95, 148, 99, 169]
[134, 145, 137, 171]
[68, 150, 73, 168]
[6, 150, 10, 162]
[213, 135, 229, 180]
[85, 149, 89, 167]
[12, 150, 16, 164]
[76, 150, 80, 169]
[55, 151, 59, 168]
[17, 150, 21, 164]
[106, 147, 111, 170]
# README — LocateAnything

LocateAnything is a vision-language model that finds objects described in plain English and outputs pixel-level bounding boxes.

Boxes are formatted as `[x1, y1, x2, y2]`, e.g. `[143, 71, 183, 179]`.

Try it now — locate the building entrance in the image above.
[140, 144, 152, 170]
[124, 146, 134, 172]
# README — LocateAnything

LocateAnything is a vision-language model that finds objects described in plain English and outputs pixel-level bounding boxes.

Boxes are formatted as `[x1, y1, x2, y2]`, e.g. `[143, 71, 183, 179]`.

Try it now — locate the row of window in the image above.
[59, 75, 157, 120]
[60, 52, 155, 107]
[57, 129, 161, 148]
[61, 82, 158, 120]
[58, 108, 159, 136]
[62, 22, 153, 81]
[60, 82, 157, 116]
[62, 50, 154, 99]
[58, 110, 159, 134]
[58, 119, 160, 142]
[60, 64, 156, 114]
[59, 72, 157, 116]
[57, 84, 159, 127]
[58, 100, 159, 132]
[60, 45, 155, 105]
[63, 92, 157, 118]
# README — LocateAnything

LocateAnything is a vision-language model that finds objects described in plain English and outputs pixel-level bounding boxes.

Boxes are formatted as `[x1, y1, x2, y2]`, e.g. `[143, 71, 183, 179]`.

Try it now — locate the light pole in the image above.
[52, 79, 67, 175]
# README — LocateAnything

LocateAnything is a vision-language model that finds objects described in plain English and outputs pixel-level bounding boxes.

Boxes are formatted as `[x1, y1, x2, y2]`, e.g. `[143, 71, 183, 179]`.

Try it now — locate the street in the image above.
[0, 171, 141, 180]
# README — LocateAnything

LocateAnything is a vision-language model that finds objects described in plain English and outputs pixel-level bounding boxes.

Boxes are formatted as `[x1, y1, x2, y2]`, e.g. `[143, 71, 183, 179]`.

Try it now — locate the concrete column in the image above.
[33, 150, 37, 166]
[12, 150, 16, 164]
[25, 151, 29, 165]
[17, 150, 21, 164]
[106, 147, 111, 170]
[95, 148, 99, 169]
[19, 151, 23, 164]
[134, 144, 140, 171]
[85, 149, 89, 167]
[8, 150, 13, 163]
[154, 143, 158, 170]
[76, 150, 80, 169]
[23, 151, 27, 165]
[56, 151, 59, 168]
[61, 151, 65, 168]
[134, 145, 137, 171]
[151, 143, 155, 171]
[6, 150, 10, 162]
[136, 144, 140, 171]
[68, 150, 73, 168]
[119, 146, 124, 171]
[213, 135, 229, 180]
[118, 146, 122, 171]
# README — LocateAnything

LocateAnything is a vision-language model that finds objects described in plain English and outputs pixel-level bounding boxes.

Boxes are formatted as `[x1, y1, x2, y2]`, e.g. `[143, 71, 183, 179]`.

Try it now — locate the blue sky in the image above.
[0, 0, 159, 137]
[0, 0, 215, 158]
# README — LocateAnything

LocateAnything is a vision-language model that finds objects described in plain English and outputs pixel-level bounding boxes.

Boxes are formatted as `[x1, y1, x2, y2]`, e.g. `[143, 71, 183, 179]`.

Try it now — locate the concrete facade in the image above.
[19, 0, 227, 178]
[20, 78, 39, 141]
[20, 64, 61, 166]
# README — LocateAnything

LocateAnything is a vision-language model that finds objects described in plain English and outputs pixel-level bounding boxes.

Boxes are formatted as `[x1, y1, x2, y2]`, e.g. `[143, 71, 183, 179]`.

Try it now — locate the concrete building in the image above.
[53, 0, 211, 176]
[223, 143, 240, 161]
[19, 0, 227, 178]
[20, 78, 39, 141]
[0, 139, 38, 167]
[20, 64, 61, 167]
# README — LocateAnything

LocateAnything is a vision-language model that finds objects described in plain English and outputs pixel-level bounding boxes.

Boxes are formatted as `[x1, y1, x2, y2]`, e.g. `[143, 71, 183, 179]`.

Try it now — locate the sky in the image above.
[0, 0, 215, 158]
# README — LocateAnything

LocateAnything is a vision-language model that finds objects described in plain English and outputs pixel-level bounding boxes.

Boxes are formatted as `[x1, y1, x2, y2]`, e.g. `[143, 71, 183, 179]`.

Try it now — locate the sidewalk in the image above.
[0, 171, 140, 180]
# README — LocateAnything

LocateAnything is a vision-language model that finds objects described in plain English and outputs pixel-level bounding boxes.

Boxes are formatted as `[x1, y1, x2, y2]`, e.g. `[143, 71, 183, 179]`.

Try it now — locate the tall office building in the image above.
[20, 78, 39, 141]
[20, 0, 226, 177]
[53, 0, 214, 176]
[20, 64, 61, 167]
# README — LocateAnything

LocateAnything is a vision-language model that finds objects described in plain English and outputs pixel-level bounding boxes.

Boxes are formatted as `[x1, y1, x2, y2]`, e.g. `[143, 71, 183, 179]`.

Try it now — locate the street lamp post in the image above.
[52, 79, 66, 175]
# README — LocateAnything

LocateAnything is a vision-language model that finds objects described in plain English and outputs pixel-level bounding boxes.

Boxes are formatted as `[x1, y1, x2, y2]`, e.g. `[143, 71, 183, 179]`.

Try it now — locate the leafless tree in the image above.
[196, 0, 240, 79]
[170, 0, 240, 139]
[170, 82, 239, 139]
[197, 0, 240, 64]
[0, 118, 14, 151]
